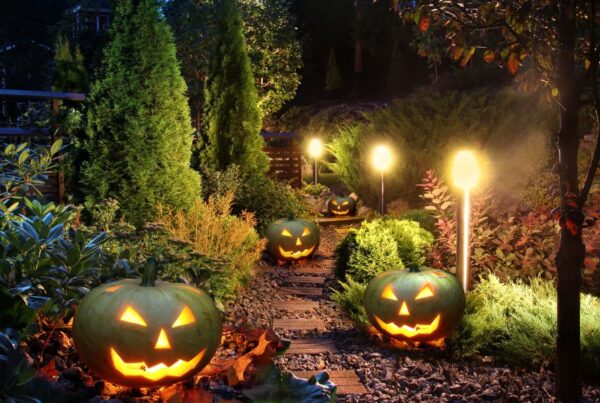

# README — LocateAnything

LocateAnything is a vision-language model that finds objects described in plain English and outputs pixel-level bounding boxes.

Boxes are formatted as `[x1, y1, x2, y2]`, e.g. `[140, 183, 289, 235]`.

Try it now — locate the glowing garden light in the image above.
[307, 138, 324, 185]
[371, 145, 393, 215]
[451, 150, 480, 293]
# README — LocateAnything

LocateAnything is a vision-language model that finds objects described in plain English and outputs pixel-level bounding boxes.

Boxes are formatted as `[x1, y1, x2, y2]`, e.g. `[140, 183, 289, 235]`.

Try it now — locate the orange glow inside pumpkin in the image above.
[382, 285, 398, 301]
[399, 301, 410, 316]
[110, 348, 206, 381]
[172, 306, 195, 328]
[415, 285, 434, 300]
[374, 314, 441, 338]
[120, 306, 147, 327]
[278, 245, 315, 259]
[154, 329, 171, 349]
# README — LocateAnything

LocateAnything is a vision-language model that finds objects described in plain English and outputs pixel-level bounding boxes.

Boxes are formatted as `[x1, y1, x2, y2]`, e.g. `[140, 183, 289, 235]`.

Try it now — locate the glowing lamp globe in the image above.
[363, 267, 465, 342]
[72, 259, 222, 388]
[371, 145, 393, 172]
[307, 138, 324, 159]
[451, 150, 480, 191]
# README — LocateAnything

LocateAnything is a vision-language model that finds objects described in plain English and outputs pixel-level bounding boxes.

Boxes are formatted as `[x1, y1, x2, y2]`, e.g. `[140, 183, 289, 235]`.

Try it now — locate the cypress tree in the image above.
[202, 0, 269, 174]
[52, 35, 87, 93]
[82, 0, 200, 225]
[325, 48, 343, 93]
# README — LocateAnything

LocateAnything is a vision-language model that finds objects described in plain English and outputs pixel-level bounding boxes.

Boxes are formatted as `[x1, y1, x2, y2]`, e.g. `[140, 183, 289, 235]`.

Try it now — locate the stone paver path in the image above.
[267, 226, 368, 398]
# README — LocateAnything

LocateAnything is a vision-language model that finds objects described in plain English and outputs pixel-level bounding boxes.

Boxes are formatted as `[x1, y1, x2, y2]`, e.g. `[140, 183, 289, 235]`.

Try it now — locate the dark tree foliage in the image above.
[164, 0, 302, 123]
[202, 0, 269, 175]
[82, 0, 200, 226]
[404, 1, 600, 400]
[51, 35, 87, 93]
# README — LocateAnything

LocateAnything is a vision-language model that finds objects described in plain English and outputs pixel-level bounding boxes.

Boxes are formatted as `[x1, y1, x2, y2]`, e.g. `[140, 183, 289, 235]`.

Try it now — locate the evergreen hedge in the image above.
[202, 0, 269, 175]
[82, 0, 200, 225]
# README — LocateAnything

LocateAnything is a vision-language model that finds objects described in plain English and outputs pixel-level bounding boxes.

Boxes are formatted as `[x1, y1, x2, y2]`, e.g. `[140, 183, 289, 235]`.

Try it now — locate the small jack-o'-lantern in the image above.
[266, 217, 320, 261]
[72, 258, 222, 387]
[363, 266, 465, 342]
[326, 195, 357, 216]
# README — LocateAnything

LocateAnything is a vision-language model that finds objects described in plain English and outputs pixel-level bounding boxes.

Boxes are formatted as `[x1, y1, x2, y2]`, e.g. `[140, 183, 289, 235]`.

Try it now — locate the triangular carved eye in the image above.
[120, 306, 147, 327]
[415, 285, 434, 300]
[281, 229, 292, 237]
[302, 227, 311, 236]
[382, 285, 398, 301]
[342, 201, 349, 205]
[172, 306, 195, 328]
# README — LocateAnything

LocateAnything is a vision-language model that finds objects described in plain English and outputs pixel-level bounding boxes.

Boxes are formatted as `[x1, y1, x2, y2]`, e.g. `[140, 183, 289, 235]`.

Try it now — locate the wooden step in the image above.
[279, 286, 323, 297]
[272, 300, 320, 312]
[286, 338, 338, 355]
[282, 276, 326, 285]
[317, 216, 365, 226]
[273, 318, 327, 331]
[293, 370, 367, 395]
[292, 266, 333, 275]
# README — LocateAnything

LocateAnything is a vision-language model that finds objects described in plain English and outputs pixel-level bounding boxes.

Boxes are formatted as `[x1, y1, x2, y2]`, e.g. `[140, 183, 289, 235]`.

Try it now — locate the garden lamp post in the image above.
[451, 150, 480, 293]
[371, 145, 393, 215]
[307, 138, 324, 185]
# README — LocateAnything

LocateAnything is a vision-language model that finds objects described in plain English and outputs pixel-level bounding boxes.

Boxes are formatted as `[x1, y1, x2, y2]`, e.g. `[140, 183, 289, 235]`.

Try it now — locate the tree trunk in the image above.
[353, 0, 366, 96]
[555, 1, 583, 401]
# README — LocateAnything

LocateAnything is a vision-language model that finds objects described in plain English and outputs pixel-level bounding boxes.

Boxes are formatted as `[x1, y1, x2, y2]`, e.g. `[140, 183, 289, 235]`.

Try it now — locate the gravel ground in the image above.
[225, 226, 600, 403]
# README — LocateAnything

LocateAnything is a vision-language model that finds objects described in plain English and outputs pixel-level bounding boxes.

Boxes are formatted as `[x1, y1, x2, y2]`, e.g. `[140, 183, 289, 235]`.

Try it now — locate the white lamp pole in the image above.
[451, 150, 480, 293]
[307, 138, 324, 185]
[371, 145, 393, 216]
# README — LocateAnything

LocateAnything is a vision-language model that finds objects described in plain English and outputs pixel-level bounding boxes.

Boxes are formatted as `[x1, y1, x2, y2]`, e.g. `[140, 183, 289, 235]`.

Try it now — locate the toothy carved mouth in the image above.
[278, 245, 315, 259]
[331, 209, 350, 215]
[374, 314, 441, 338]
[110, 348, 205, 381]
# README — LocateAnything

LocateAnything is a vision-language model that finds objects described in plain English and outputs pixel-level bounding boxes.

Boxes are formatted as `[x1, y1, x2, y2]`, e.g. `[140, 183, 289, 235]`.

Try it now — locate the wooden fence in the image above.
[0, 91, 303, 202]
[0, 89, 86, 202]
[261, 131, 302, 188]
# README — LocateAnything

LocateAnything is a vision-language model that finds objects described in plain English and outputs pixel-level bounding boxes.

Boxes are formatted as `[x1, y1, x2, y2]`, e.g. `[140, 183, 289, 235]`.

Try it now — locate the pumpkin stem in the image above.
[140, 257, 159, 287]
[287, 215, 295, 221]
[407, 263, 420, 273]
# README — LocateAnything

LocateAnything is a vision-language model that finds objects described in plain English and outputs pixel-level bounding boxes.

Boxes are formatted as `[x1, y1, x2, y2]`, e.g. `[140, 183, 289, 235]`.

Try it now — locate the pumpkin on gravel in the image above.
[72, 258, 222, 387]
[363, 266, 465, 342]
[326, 195, 357, 216]
[265, 217, 320, 262]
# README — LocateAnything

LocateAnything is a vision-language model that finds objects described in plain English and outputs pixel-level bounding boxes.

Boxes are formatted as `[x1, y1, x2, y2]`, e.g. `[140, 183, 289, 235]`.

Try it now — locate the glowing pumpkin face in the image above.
[326, 196, 357, 216]
[265, 218, 320, 262]
[363, 267, 465, 342]
[72, 259, 222, 387]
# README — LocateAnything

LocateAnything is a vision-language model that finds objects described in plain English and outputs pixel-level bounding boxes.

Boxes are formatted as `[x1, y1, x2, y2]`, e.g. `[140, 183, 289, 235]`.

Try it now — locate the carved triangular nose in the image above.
[296, 237, 302, 246]
[154, 328, 171, 349]
[399, 301, 410, 316]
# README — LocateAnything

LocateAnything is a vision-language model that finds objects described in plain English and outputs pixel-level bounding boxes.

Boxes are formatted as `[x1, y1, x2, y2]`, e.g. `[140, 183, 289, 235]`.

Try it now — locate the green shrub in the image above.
[202, 0, 269, 175]
[303, 183, 330, 198]
[327, 88, 552, 206]
[335, 218, 434, 283]
[398, 209, 436, 234]
[450, 275, 600, 381]
[155, 193, 266, 298]
[199, 164, 309, 235]
[82, 0, 201, 226]
[330, 276, 368, 326]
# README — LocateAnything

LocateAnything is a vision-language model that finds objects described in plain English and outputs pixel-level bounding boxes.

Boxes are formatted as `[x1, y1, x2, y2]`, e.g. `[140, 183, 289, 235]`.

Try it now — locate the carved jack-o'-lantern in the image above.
[326, 195, 357, 216]
[72, 258, 222, 387]
[265, 217, 320, 261]
[363, 266, 465, 342]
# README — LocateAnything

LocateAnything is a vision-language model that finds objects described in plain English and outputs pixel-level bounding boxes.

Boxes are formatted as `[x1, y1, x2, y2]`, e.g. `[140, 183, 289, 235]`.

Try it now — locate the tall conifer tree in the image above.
[202, 0, 269, 174]
[82, 0, 200, 225]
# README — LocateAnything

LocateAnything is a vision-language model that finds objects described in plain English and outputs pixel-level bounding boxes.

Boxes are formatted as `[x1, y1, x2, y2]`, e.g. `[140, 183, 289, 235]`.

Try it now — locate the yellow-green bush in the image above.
[156, 193, 265, 297]
[450, 275, 600, 382]
[327, 88, 553, 207]
[335, 218, 434, 284]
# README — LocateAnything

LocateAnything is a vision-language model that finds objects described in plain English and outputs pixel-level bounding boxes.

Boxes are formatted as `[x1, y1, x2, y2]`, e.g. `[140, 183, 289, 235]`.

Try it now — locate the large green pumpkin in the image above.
[363, 266, 465, 342]
[326, 195, 357, 216]
[72, 258, 222, 388]
[265, 217, 320, 262]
